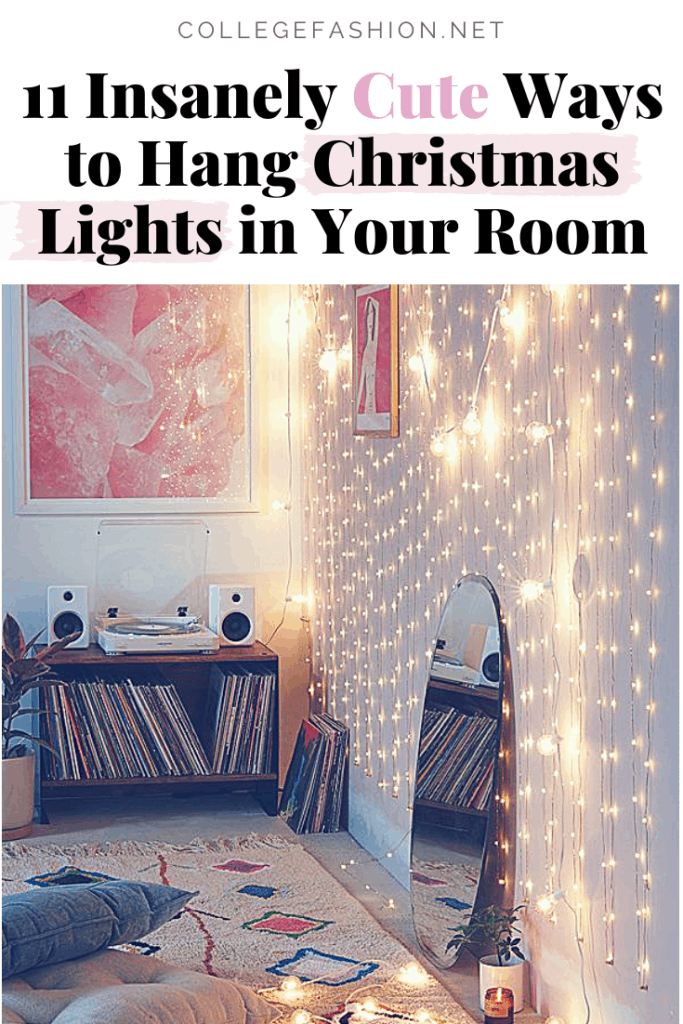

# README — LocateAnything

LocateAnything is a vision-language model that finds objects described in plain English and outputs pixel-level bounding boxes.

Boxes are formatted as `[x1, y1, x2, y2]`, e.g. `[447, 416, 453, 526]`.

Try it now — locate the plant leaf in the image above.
[35, 633, 82, 661]
[3, 615, 25, 662]
[4, 729, 60, 753]
[7, 706, 54, 717]
[23, 628, 46, 654]
[18, 676, 62, 698]
[3, 707, 21, 726]
[10, 659, 52, 683]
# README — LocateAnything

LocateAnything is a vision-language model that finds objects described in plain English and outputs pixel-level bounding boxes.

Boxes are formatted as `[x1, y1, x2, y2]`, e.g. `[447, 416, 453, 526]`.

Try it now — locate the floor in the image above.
[18, 790, 542, 1023]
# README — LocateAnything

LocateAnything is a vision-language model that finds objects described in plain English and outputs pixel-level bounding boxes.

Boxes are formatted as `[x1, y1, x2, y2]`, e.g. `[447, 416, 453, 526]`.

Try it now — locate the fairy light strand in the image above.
[573, 287, 588, 943]
[266, 286, 296, 647]
[638, 288, 663, 988]
[298, 283, 668, 1012]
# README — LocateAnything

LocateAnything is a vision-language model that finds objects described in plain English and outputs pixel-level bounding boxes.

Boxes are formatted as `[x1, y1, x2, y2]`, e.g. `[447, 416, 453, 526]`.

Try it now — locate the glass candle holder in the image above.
[484, 986, 514, 1023]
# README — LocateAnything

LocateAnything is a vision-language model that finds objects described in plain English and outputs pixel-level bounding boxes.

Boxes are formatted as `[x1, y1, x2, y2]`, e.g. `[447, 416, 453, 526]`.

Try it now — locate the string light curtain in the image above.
[300, 284, 676, 1023]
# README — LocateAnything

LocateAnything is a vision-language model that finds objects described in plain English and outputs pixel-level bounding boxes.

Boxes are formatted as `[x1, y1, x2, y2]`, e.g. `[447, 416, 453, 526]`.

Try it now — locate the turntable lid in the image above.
[95, 518, 210, 620]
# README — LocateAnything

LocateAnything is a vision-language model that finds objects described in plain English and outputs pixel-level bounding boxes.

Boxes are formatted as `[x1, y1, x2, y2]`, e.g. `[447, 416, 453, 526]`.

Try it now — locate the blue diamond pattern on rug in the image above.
[266, 946, 380, 985]
[435, 896, 472, 911]
[238, 884, 278, 899]
[25, 865, 117, 887]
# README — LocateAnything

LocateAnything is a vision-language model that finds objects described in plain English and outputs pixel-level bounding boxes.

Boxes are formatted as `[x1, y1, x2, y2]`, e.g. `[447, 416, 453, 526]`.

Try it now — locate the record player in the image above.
[94, 518, 219, 655]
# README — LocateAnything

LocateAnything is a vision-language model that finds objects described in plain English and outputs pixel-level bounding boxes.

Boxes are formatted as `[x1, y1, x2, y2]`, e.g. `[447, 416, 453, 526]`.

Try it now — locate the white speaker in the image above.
[47, 586, 90, 649]
[209, 585, 255, 646]
[480, 625, 501, 684]
[463, 623, 500, 683]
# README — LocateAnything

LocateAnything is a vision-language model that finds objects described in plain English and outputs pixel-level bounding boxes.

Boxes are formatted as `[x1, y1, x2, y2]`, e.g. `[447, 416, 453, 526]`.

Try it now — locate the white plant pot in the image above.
[479, 954, 525, 1013]
[2, 752, 35, 840]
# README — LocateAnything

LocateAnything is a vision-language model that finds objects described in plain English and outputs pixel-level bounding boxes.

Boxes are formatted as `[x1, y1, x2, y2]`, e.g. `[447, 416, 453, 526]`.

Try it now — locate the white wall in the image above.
[2, 284, 310, 777]
[301, 284, 678, 1023]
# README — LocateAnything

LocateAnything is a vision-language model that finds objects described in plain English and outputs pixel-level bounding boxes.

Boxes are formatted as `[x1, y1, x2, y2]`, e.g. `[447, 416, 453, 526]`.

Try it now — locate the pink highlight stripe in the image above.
[302, 133, 639, 196]
[9, 201, 230, 262]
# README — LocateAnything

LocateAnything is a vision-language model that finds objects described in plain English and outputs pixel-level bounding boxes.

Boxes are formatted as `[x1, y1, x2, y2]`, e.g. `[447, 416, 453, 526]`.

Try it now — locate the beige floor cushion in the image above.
[2, 948, 278, 1024]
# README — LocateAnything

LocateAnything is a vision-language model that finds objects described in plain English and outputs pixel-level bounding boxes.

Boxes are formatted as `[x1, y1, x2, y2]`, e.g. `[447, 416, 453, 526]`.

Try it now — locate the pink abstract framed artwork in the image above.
[10, 285, 257, 514]
[353, 285, 399, 437]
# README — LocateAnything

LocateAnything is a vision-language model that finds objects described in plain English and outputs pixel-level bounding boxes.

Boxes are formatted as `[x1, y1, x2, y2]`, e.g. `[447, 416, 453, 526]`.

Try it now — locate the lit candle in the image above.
[484, 986, 514, 1023]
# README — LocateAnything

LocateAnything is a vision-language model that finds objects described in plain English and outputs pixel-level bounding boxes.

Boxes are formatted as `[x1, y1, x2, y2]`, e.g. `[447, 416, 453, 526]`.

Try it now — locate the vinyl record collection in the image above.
[40, 665, 277, 781]
[279, 713, 348, 834]
[203, 665, 277, 775]
[41, 670, 211, 780]
[415, 704, 498, 811]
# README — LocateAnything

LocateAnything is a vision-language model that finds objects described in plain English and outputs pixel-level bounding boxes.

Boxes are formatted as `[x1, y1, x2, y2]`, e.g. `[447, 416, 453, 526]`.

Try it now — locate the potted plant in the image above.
[447, 904, 526, 1012]
[2, 613, 80, 840]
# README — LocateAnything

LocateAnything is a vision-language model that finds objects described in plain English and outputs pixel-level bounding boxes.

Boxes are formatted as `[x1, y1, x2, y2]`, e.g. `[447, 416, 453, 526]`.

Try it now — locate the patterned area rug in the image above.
[411, 856, 480, 968]
[3, 837, 476, 1024]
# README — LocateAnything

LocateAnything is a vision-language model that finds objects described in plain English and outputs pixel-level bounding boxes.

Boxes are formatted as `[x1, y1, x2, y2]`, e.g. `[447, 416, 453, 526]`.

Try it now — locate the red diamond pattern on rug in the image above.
[212, 859, 270, 873]
[411, 871, 447, 886]
[242, 911, 333, 937]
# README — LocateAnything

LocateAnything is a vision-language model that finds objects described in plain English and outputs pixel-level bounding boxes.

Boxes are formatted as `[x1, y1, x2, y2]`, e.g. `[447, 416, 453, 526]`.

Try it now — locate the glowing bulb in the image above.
[362, 999, 379, 1013]
[500, 305, 526, 334]
[318, 349, 337, 372]
[545, 1017, 566, 1024]
[462, 409, 482, 437]
[536, 734, 560, 757]
[525, 421, 555, 444]
[408, 353, 424, 372]
[520, 579, 545, 602]
[536, 894, 554, 914]
[280, 977, 303, 993]
[396, 962, 429, 986]
[482, 405, 498, 444]
[542, 284, 568, 303]
[536, 889, 565, 915]
[430, 436, 446, 457]
[291, 1012, 311, 1024]
[415, 1012, 433, 1023]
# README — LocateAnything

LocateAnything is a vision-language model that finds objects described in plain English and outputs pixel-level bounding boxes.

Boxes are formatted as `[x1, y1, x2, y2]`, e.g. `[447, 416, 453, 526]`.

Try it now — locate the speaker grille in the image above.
[53, 610, 84, 640]
[222, 611, 251, 643]
[482, 651, 500, 683]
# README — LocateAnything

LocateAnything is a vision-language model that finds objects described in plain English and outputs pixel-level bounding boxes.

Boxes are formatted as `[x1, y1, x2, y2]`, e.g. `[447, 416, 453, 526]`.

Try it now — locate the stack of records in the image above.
[41, 669, 211, 780]
[203, 665, 277, 775]
[416, 704, 498, 811]
[279, 713, 348, 834]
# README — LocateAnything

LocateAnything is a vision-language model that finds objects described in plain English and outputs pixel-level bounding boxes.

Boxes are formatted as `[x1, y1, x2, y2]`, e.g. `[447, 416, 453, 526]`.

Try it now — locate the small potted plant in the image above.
[2, 613, 80, 840]
[447, 904, 526, 1012]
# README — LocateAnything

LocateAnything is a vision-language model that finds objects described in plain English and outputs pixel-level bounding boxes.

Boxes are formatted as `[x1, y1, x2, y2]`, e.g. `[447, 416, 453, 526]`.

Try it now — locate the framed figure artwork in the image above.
[9, 284, 257, 514]
[353, 284, 399, 437]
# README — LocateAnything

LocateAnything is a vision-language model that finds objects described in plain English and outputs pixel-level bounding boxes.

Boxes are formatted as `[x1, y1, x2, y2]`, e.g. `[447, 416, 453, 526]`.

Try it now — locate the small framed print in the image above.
[353, 284, 399, 437]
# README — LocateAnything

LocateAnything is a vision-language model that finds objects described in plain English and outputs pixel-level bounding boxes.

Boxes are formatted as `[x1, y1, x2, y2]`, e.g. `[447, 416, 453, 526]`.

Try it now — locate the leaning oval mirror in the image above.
[410, 573, 515, 968]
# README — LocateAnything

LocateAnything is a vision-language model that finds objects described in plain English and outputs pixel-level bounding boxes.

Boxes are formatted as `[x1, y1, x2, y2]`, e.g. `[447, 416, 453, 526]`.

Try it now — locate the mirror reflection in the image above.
[410, 574, 509, 968]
